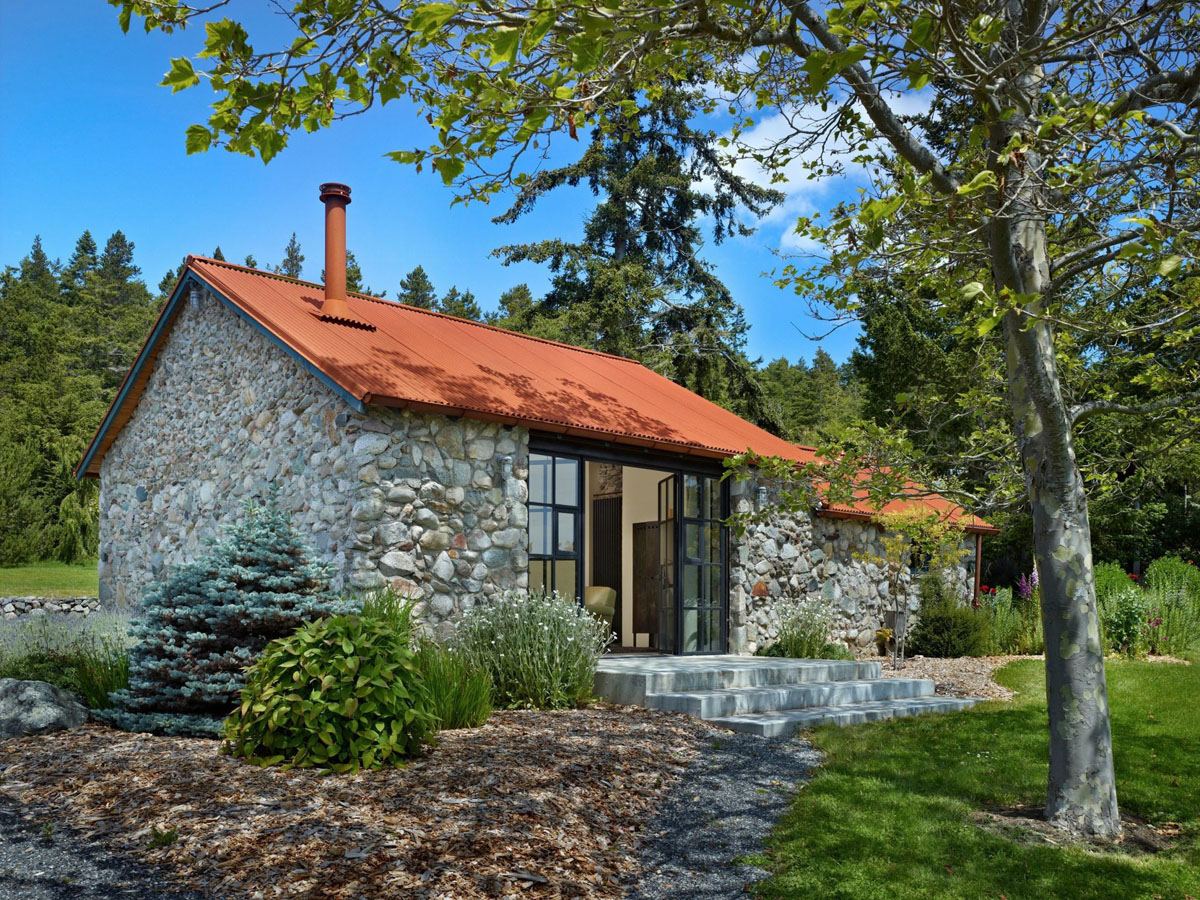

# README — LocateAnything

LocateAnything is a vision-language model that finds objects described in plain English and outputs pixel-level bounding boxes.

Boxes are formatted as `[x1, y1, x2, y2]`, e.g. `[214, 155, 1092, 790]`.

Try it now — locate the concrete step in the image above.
[594, 655, 882, 705]
[644, 677, 935, 718]
[707, 696, 983, 737]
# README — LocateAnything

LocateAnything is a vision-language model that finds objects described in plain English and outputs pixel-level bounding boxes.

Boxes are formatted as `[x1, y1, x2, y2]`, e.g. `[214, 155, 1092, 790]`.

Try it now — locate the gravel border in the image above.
[627, 731, 820, 899]
[0, 799, 203, 900]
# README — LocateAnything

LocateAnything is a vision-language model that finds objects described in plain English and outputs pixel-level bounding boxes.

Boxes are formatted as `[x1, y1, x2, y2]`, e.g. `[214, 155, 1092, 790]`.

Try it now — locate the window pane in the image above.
[555, 457, 579, 506]
[530, 454, 552, 504]
[685, 524, 701, 559]
[708, 565, 723, 605]
[683, 475, 701, 518]
[529, 559, 548, 596]
[706, 478, 722, 520]
[529, 505, 550, 555]
[682, 608, 699, 653]
[554, 559, 578, 600]
[557, 511, 577, 554]
[708, 523, 721, 564]
[683, 563, 700, 603]
[701, 608, 722, 653]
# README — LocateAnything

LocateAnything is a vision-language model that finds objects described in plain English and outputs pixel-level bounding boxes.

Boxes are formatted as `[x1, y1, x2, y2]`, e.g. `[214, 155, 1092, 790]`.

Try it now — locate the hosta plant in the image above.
[223, 613, 437, 772]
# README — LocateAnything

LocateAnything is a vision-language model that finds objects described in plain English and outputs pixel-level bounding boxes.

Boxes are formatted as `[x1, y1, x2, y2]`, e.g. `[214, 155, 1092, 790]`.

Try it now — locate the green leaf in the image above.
[184, 124, 213, 155]
[161, 57, 199, 93]
[961, 281, 987, 299]
[1157, 254, 1182, 277]
[408, 4, 458, 37]
[956, 170, 998, 196]
[488, 28, 522, 66]
[435, 155, 465, 186]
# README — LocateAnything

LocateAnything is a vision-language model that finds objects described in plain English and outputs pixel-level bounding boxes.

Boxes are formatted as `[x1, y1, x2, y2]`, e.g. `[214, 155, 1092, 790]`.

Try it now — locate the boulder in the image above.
[0, 679, 88, 739]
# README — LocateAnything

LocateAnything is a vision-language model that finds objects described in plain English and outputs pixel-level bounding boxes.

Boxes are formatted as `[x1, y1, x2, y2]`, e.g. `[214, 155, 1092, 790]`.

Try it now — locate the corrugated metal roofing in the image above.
[76, 257, 994, 532]
[187, 257, 819, 462]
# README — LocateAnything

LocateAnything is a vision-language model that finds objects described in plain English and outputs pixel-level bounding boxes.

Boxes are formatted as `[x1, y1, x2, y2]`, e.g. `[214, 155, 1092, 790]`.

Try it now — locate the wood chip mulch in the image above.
[874, 654, 1043, 701]
[0, 707, 715, 899]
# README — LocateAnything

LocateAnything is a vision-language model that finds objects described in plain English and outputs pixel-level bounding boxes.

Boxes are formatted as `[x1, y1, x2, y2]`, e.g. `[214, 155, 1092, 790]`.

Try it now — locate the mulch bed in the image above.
[874, 654, 1042, 701]
[0, 707, 715, 899]
[973, 804, 1183, 855]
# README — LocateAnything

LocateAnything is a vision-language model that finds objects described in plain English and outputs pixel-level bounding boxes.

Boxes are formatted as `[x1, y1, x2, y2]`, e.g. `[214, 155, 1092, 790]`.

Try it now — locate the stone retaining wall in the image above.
[1, 597, 104, 620]
[728, 478, 974, 655]
[99, 286, 529, 635]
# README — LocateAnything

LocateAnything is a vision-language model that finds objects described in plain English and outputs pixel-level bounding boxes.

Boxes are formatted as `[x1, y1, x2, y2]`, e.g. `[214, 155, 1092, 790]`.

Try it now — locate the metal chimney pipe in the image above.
[319, 182, 352, 319]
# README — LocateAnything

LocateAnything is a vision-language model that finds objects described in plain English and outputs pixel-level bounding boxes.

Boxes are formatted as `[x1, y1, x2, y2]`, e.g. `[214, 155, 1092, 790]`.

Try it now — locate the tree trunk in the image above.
[988, 42, 1121, 837]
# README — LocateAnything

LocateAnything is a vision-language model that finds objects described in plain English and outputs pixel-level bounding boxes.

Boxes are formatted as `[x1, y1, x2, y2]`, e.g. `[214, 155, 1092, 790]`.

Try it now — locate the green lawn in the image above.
[756, 658, 1199, 900]
[0, 560, 98, 598]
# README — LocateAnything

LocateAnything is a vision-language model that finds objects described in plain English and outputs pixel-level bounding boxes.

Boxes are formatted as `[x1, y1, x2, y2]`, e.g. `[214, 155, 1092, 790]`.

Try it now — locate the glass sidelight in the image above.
[680, 474, 725, 653]
[657, 471, 727, 654]
[528, 453, 582, 600]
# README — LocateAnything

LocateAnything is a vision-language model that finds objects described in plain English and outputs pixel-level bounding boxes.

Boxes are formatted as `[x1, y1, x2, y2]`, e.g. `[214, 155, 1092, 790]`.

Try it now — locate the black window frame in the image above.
[528, 450, 584, 601]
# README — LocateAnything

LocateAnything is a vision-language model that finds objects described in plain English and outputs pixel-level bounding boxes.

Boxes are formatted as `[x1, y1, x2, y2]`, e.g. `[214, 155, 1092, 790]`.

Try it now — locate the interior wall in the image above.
[621, 466, 665, 648]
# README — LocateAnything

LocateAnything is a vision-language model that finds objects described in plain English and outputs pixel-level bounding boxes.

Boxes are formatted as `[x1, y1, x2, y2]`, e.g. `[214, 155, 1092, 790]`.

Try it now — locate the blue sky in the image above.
[0, 2, 863, 365]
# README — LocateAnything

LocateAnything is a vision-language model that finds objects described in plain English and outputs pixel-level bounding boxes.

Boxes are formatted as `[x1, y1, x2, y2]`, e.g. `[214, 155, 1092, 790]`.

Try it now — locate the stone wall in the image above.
[728, 478, 974, 655]
[2, 597, 103, 620]
[99, 286, 529, 635]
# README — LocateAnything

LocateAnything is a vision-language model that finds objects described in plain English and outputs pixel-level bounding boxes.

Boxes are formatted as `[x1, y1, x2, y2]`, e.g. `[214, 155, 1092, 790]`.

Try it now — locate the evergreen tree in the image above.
[244, 253, 258, 269]
[100, 500, 352, 736]
[61, 231, 99, 299]
[98, 231, 139, 284]
[492, 84, 784, 430]
[397, 265, 437, 309]
[212, 245, 226, 261]
[277, 233, 304, 279]
[437, 286, 482, 321]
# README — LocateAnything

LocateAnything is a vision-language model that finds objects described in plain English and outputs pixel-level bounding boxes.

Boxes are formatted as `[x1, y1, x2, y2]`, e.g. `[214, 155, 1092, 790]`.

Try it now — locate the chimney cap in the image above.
[319, 182, 352, 204]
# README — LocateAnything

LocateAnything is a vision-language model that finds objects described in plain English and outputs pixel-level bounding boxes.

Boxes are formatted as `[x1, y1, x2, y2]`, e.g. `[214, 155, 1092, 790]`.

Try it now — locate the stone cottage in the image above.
[77, 183, 994, 655]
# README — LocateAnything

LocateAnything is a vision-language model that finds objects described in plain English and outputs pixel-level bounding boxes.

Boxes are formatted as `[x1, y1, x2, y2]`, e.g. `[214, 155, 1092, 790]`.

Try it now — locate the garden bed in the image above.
[874, 654, 1040, 701]
[0, 707, 714, 899]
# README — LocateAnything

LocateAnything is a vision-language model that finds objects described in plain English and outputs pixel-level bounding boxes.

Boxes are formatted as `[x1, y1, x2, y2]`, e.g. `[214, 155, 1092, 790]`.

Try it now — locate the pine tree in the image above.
[397, 265, 437, 308]
[492, 84, 784, 430]
[244, 254, 258, 269]
[100, 500, 352, 736]
[98, 231, 140, 283]
[212, 245, 226, 261]
[437, 286, 482, 321]
[61, 231, 99, 299]
[277, 233, 304, 279]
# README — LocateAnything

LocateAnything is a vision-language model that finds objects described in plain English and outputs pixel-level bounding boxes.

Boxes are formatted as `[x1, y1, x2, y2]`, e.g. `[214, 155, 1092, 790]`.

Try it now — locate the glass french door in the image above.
[528, 452, 583, 600]
[657, 472, 727, 654]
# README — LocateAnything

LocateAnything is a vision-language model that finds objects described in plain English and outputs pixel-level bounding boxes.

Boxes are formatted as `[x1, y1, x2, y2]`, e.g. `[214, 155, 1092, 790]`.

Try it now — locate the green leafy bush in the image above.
[454, 590, 609, 709]
[101, 500, 351, 736]
[0, 612, 130, 708]
[1101, 586, 1149, 658]
[223, 613, 437, 772]
[908, 575, 990, 658]
[1094, 561, 1138, 607]
[1145, 555, 1200, 595]
[415, 639, 492, 730]
[981, 587, 1022, 654]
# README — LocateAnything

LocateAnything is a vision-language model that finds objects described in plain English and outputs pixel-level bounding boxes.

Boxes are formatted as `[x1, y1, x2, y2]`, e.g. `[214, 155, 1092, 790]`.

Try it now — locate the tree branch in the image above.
[1070, 390, 1200, 425]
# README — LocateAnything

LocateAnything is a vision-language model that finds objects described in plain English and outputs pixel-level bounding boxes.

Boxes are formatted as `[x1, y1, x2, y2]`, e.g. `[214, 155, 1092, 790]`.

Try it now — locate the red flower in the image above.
[980, 584, 989, 594]
[1129, 573, 1139, 580]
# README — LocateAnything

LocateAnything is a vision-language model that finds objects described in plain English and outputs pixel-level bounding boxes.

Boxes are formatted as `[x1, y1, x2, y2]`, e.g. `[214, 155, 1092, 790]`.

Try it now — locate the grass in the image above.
[756, 657, 1200, 900]
[0, 560, 98, 598]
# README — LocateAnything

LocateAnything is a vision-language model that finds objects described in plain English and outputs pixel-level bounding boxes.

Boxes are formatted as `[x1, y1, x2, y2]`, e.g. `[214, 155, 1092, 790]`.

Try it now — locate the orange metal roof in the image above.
[76, 257, 994, 533]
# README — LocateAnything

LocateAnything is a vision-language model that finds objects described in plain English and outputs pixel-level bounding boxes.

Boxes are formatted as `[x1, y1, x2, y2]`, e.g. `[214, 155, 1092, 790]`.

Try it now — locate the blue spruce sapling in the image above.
[100, 499, 351, 736]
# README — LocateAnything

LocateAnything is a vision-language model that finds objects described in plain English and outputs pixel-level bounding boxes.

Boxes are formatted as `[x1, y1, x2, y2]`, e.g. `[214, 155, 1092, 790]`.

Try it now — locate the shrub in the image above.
[762, 595, 835, 658]
[1100, 586, 1149, 658]
[224, 613, 437, 772]
[415, 638, 493, 729]
[908, 575, 990, 658]
[454, 590, 610, 710]
[1143, 572, 1200, 657]
[1145, 555, 1200, 596]
[0, 612, 131, 708]
[819, 641, 856, 661]
[101, 500, 352, 737]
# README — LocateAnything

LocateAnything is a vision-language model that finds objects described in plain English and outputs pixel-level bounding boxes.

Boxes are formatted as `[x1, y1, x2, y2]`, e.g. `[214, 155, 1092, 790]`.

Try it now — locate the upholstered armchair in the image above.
[584, 586, 617, 630]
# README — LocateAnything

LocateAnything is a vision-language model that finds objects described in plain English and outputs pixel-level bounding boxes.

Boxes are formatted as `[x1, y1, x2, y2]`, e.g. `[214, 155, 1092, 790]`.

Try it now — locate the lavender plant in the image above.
[453, 590, 610, 710]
